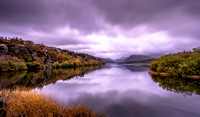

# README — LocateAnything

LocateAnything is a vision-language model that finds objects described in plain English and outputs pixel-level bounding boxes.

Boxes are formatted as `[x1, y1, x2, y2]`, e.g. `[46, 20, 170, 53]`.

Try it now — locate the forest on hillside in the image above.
[0, 37, 104, 72]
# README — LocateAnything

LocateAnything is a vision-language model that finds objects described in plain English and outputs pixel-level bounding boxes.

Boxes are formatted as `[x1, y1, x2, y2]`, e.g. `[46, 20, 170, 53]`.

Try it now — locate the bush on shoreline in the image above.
[0, 61, 27, 71]
[0, 59, 103, 72]
[26, 61, 42, 70]
[52, 61, 102, 69]
[150, 48, 200, 76]
[0, 89, 104, 117]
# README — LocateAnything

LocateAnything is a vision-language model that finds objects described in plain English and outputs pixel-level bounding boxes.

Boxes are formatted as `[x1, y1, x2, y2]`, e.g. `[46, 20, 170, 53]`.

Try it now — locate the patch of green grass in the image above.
[23, 54, 32, 62]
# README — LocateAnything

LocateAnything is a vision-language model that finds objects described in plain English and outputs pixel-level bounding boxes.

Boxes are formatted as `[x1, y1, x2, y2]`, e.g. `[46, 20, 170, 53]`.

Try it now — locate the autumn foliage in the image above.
[0, 37, 104, 71]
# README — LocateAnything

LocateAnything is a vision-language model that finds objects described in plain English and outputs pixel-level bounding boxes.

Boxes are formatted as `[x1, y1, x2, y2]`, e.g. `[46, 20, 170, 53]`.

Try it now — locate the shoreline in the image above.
[148, 71, 200, 79]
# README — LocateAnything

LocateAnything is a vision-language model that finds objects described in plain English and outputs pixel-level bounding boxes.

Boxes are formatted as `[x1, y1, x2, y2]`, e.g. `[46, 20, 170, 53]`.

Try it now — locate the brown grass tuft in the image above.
[0, 89, 104, 117]
[64, 104, 104, 117]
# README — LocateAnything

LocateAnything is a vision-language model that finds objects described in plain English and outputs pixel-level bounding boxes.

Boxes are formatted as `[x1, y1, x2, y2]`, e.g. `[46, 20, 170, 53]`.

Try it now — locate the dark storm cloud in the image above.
[92, 0, 200, 38]
[39, 37, 88, 46]
[0, 0, 102, 33]
[1, 0, 200, 37]
[0, 0, 200, 58]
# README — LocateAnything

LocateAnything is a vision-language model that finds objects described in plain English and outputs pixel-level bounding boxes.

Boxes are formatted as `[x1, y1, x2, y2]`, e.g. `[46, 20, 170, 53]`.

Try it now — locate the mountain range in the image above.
[101, 54, 165, 63]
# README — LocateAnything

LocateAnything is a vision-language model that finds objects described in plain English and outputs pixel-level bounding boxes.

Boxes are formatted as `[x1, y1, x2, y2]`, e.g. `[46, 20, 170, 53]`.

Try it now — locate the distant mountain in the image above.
[115, 55, 155, 63]
[122, 58, 154, 64]
[100, 58, 114, 63]
[102, 54, 165, 64]
[115, 57, 127, 63]
[124, 55, 154, 62]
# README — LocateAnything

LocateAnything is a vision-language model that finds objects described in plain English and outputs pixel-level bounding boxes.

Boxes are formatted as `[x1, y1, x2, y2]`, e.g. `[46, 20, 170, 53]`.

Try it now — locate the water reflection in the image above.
[0, 71, 27, 88]
[0, 66, 101, 89]
[65, 90, 200, 117]
[1, 64, 200, 117]
[101, 63, 150, 72]
[151, 75, 200, 96]
[34, 64, 200, 117]
[120, 64, 150, 72]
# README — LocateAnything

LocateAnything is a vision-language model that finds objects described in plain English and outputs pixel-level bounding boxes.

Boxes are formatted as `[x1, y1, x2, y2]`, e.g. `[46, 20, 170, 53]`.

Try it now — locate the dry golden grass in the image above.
[64, 104, 103, 117]
[0, 89, 104, 117]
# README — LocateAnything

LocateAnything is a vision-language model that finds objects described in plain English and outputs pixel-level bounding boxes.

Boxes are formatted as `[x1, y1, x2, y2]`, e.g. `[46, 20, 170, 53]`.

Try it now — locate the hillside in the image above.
[115, 55, 154, 63]
[100, 58, 115, 63]
[0, 37, 104, 71]
[124, 55, 154, 62]
[150, 48, 200, 77]
[114, 57, 127, 63]
[123, 58, 154, 64]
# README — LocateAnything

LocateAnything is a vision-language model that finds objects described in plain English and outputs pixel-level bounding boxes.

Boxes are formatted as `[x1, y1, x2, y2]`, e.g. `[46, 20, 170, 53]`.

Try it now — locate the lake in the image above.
[1, 64, 200, 117]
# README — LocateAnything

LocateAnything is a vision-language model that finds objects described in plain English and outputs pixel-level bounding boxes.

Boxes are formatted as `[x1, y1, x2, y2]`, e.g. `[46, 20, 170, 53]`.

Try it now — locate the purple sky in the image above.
[0, 0, 200, 59]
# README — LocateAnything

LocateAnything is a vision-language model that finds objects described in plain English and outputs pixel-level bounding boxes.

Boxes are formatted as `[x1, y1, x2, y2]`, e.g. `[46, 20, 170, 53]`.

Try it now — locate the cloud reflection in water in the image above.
[35, 64, 200, 117]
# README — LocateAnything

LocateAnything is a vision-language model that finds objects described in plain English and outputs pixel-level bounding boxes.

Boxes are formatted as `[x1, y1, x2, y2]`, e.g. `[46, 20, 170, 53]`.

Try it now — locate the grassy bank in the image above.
[150, 48, 200, 77]
[0, 89, 104, 117]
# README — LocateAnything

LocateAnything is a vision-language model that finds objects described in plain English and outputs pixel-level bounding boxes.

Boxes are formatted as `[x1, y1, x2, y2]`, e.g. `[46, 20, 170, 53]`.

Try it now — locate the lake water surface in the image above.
[1, 64, 200, 117]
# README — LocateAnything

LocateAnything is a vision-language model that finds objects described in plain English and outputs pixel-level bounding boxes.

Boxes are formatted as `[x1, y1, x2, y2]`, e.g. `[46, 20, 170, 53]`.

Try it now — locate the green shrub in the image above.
[0, 61, 27, 71]
[15, 62, 27, 71]
[53, 62, 77, 68]
[23, 54, 32, 62]
[150, 51, 200, 75]
[52, 62, 59, 68]
[73, 62, 79, 67]
[26, 61, 42, 70]
[0, 61, 16, 71]
[61, 62, 70, 68]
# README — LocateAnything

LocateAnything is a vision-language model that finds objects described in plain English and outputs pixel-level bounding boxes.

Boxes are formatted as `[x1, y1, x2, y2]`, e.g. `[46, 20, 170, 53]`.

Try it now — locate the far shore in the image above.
[149, 71, 200, 79]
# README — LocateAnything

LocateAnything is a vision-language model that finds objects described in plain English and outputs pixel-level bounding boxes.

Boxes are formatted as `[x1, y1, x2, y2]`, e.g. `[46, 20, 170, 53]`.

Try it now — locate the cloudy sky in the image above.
[0, 0, 200, 59]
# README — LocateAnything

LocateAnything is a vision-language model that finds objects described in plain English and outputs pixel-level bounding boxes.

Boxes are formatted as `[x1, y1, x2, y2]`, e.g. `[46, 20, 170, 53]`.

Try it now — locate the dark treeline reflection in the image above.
[0, 66, 101, 89]
[151, 75, 200, 95]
